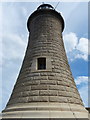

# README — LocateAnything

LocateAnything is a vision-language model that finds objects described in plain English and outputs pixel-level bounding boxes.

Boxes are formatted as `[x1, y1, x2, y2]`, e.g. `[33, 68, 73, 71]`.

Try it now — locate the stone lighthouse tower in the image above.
[2, 4, 88, 119]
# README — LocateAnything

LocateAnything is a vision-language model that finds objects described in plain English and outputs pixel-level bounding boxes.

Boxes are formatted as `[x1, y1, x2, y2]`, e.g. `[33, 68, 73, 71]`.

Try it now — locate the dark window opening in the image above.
[37, 58, 46, 70]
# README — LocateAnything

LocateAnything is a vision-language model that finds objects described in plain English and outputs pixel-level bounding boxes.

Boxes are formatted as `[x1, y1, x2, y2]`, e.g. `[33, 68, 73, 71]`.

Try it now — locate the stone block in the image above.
[58, 91, 66, 96]
[14, 86, 31, 93]
[48, 76, 56, 80]
[40, 73, 48, 76]
[49, 96, 67, 103]
[28, 96, 48, 102]
[31, 85, 48, 90]
[21, 80, 40, 86]
[49, 85, 65, 91]
[39, 90, 57, 96]
[40, 80, 56, 85]
[22, 90, 39, 97]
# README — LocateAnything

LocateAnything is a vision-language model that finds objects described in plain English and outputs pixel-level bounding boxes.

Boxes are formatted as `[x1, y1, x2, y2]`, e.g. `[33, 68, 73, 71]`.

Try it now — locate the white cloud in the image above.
[0, 4, 2, 66]
[2, 70, 18, 112]
[0, 68, 2, 112]
[1, 3, 28, 63]
[75, 76, 88, 85]
[2, 33, 27, 61]
[78, 85, 88, 107]
[2, 4, 21, 33]
[0, 3, 2, 31]
[77, 38, 88, 54]
[63, 32, 88, 61]
[89, 40, 90, 55]
[1, 3, 28, 112]
[75, 54, 87, 61]
[22, 7, 28, 16]
[63, 32, 78, 52]
[75, 76, 88, 107]
[75, 37, 88, 61]
[0, 39, 2, 66]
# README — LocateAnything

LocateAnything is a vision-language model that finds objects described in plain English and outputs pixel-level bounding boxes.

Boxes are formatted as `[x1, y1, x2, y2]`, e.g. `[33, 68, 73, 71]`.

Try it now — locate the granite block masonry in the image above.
[2, 4, 89, 119]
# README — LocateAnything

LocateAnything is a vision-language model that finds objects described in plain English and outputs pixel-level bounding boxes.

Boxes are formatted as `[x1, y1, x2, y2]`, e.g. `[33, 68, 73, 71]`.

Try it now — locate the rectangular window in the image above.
[37, 58, 46, 70]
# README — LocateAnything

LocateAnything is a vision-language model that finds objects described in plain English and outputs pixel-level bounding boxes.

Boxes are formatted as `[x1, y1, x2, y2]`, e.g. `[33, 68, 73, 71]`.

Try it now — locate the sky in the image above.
[0, 1, 89, 112]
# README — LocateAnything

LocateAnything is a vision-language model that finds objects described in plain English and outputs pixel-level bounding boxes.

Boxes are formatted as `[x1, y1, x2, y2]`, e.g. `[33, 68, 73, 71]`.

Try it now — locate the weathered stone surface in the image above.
[49, 96, 68, 103]
[49, 85, 65, 91]
[3, 4, 87, 119]
[39, 90, 57, 96]
[22, 90, 39, 96]
[28, 96, 49, 102]
[40, 80, 56, 85]
[31, 85, 48, 90]
[2, 5, 88, 119]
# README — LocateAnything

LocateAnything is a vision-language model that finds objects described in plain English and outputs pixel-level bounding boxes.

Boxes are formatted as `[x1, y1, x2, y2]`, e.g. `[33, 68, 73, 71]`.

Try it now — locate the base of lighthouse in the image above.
[2, 103, 89, 119]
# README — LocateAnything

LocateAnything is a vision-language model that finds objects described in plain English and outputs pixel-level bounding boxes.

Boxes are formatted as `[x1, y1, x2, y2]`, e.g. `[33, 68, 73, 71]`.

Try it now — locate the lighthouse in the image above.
[2, 4, 88, 119]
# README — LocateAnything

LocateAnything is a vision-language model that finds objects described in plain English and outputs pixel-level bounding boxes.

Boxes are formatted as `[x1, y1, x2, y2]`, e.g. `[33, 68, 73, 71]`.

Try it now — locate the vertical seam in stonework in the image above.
[62, 77, 78, 119]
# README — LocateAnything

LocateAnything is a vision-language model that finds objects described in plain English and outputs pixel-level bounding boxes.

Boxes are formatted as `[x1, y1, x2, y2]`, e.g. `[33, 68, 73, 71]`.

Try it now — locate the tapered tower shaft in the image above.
[2, 4, 88, 119]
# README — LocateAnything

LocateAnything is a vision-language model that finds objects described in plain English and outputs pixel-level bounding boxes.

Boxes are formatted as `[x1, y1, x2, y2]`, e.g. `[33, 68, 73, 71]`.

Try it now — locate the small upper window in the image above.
[37, 58, 46, 70]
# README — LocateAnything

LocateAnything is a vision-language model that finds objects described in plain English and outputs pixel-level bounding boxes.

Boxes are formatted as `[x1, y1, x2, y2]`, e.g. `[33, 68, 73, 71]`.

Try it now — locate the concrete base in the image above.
[1, 103, 89, 119]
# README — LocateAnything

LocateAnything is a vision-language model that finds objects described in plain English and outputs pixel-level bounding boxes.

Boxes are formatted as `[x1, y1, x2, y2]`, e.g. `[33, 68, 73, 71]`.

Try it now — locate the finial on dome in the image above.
[37, 4, 54, 10]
